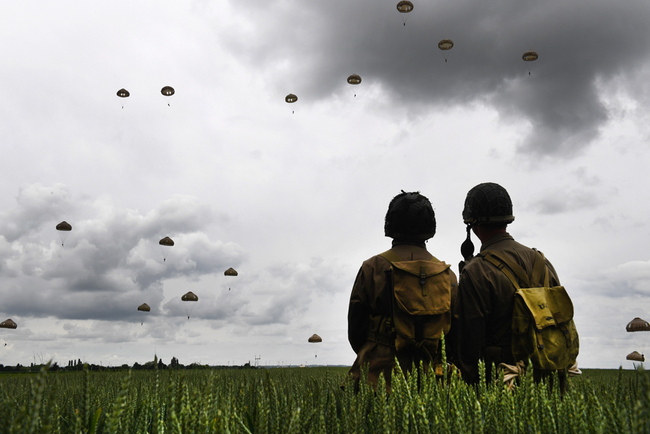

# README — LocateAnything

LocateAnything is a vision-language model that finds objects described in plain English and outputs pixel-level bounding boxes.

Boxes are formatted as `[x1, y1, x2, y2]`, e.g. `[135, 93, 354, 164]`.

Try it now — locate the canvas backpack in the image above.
[378, 250, 453, 362]
[481, 250, 579, 372]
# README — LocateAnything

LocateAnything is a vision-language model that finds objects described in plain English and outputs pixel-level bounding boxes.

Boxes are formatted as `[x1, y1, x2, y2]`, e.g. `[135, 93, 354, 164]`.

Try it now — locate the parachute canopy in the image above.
[627, 351, 645, 362]
[347, 74, 362, 85]
[396, 0, 413, 13]
[159, 237, 174, 247]
[0, 319, 17, 329]
[627, 317, 650, 332]
[285, 94, 298, 103]
[56, 221, 72, 231]
[522, 50, 538, 62]
[224, 267, 238, 276]
[438, 39, 454, 50]
[137, 303, 151, 312]
[182, 291, 198, 302]
[308, 334, 322, 343]
[117, 88, 130, 98]
[161, 86, 175, 96]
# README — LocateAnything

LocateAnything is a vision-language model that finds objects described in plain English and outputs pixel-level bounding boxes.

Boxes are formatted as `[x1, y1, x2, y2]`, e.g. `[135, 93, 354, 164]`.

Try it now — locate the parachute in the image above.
[347, 74, 362, 97]
[522, 50, 538, 75]
[627, 351, 645, 362]
[159, 236, 174, 262]
[522, 50, 539, 62]
[308, 333, 322, 358]
[161, 86, 175, 106]
[396, 1, 413, 26]
[224, 267, 238, 290]
[137, 303, 150, 326]
[626, 317, 650, 332]
[285, 94, 298, 114]
[308, 334, 322, 343]
[182, 291, 198, 319]
[117, 88, 130, 108]
[438, 39, 454, 62]
[0, 319, 17, 329]
[56, 221, 72, 246]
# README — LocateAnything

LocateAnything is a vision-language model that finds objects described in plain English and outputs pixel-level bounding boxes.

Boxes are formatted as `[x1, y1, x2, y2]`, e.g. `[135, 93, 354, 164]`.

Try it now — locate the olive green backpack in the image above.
[378, 250, 453, 361]
[482, 250, 579, 372]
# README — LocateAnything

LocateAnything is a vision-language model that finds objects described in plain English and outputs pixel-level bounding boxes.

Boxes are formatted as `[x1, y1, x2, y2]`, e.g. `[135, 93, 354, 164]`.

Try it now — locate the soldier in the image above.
[347, 191, 457, 391]
[453, 182, 565, 388]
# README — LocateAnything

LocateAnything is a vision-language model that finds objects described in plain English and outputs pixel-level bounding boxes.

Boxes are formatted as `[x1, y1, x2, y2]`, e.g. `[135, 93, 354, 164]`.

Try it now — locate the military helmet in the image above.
[384, 191, 436, 240]
[462, 182, 515, 226]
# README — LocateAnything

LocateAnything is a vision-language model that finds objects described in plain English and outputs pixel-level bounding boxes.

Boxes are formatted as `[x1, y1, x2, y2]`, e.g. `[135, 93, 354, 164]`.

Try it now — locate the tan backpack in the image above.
[379, 250, 453, 361]
[481, 250, 579, 372]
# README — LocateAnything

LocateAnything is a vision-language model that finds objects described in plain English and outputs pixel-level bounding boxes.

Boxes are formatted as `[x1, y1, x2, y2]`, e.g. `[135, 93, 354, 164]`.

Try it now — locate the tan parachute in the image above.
[159, 236, 174, 262]
[522, 50, 538, 76]
[117, 88, 130, 108]
[627, 351, 645, 362]
[438, 39, 454, 62]
[308, 333, 322, 358]
[626, 317, 650, 332]
[56, 221, 72, 246]
[285, 93, 298, 114]
[137, 303, 150, 325]
[522, 50, 539, 61]
[182, 291, 198, 319]
[0, 319, 17, 329]
[161, 86, 175, 106]
[347, 74, 362, 97]
[396, 1, 413, 26]
[224, 267, 238, 291]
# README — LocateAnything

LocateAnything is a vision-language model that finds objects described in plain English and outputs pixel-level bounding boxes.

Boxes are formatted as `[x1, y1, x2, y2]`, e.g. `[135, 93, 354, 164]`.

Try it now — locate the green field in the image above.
[0, 364, 648, 433]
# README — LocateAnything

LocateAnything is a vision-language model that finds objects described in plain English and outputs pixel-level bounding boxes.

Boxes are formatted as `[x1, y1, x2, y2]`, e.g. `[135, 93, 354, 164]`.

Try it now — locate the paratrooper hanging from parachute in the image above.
[225, 267, 238, 290]
[138, 303, 150, 325]
[159, 236, 174, 262]
[182, 291, 198, 319]
[56, 221, 72, 247]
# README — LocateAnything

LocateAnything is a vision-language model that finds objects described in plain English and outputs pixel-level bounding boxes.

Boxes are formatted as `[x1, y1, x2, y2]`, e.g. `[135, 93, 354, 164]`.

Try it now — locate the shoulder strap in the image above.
[531, 249, 550, 287]
[379, 249, 403, 264]
[482, 250, 549, 289]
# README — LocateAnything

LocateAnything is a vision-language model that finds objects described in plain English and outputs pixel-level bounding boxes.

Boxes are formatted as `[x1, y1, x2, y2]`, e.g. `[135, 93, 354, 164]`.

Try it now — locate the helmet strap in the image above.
[460, 225, 475, 261]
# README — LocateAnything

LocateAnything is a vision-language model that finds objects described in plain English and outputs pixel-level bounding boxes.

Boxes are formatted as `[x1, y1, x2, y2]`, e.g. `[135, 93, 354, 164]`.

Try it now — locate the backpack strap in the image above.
[379, 249, 403, 264]
[482, 250, 549, 288]
[481, 253, 526, 289]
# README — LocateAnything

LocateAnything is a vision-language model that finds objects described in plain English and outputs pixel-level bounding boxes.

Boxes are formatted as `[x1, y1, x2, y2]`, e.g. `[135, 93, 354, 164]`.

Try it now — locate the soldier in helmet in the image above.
[453, 182, 562, 385]
[347, 191, 458, 391]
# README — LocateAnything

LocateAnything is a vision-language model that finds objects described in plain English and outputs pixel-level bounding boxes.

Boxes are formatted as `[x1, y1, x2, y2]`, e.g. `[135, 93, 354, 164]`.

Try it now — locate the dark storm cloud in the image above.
[220, 0, 650, 158]
[0, 185, 246, 321]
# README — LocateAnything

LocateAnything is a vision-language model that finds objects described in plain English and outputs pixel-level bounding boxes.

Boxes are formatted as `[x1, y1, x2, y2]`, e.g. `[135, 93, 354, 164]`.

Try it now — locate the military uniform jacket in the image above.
[453, 232, 560, 384]
[347, 241, 458, 389]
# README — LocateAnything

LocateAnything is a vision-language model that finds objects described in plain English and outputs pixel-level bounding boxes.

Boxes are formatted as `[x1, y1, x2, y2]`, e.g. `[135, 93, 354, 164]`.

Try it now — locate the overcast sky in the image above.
[0, 0, 649, 369]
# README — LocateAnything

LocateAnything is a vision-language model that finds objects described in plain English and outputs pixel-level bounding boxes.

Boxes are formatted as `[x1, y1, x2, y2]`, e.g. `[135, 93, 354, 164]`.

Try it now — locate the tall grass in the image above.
[0, 363, 648, 433]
